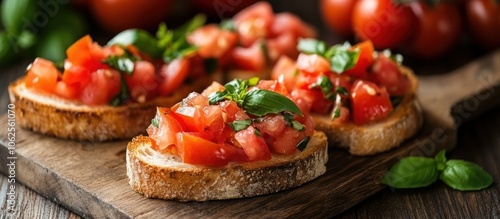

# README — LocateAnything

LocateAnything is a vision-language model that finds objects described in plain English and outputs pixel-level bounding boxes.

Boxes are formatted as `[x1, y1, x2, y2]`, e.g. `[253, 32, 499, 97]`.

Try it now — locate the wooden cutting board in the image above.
[1, 50, 499, 219]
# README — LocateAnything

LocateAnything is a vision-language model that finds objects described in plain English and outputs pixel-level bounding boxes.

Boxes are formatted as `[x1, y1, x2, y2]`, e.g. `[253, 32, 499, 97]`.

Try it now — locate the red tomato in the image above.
[25, 58, 60, 94]
[350, 80, 393, 125]
[320, 0, 357, 37]
[266, 32, 299, 62]
[369, 55, 410, 96]
[80, 69, 121, 105]
[234, 126, 272, 161]
[187, 24, 238, 58]
[255, 79, 289, 96]
[125, 61, 159, 102]
[54, 81, 79, 100]
[270, 12, 317, 39]
[176, 132, 233, 166]
[352, 0, 416, 49]
[466, 0, 500, 50]
[343, 40, 374, 79]
[220, 100, 250, 122]
[230, 41, 266, 72]
[147, 108, 183, 150]
[233, 1, 274, 47]
[89, 0, 173, 34]
[201, 81, 225, 97]
[296, 53, 331, 74]
[271, 56, 298, 91]
[294, 88, 333, 115]
[409, 2, 462, 59]
[189, 0, 258, 20]
[158, 58, 190, 96]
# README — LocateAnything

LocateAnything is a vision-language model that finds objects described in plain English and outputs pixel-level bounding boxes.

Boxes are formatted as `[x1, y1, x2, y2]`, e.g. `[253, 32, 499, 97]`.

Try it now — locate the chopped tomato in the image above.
[230, 41, 267, 72]
[65, 35, 107, 68]
[176, 133, 234, 167]
[369, 55, 411, 96]
[270, 12, 316, 39]
[255, 80, 289, 96]
[187, 24, 238, 58]
[298, 88, 333, 115]
[233, 1, 274, 47]
[350, 80, 393, 125]
[271, 56, 298, 91]
[173, 106, 205, 132]
[332, 106, 350, 124]
[80, 69, 121, 105]
[271, 127, 302, 155]
[148, 108, 183, 150]
[220, 100, 249, 122]
[158, 58, 190, 96]
[54, 81, 79, 99]
[125, 60, 159, 102]
[296, 53, 331, 74]
[235, 126, 272, 161]
[25, 58, 60, 94]
[201, 81, 225, 97]
[343, 40, 375, 79]
[266, 32, 299, 62]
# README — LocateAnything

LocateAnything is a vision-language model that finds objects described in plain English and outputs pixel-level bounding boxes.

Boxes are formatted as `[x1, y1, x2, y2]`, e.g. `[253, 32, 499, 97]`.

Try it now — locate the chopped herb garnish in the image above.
[298, 38, 360, 73]
[229, 119, 252, 132]
[151, 116, 159, 128]
[331, 93, 342, 119]
[219, 19, 236, 31]
[283, 112, 305, 131]
[309, 74, 335, 100]
[254, 128, 262, 137]
[296, 136, 310, 151]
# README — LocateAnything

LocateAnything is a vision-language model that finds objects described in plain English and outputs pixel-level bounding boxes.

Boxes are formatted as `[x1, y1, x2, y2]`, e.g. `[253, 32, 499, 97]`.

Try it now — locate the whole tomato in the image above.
[466, 0, 500, 50]
[320, 0, 358, 37]
[352, 0, 416, 49]
[190, 0, 258, 20]
[409, 1, 462, 59]
[89, 0, 173, 34]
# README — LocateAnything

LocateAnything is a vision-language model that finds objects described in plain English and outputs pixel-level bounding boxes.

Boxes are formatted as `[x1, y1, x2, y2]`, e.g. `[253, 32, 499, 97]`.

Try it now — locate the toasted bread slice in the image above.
[126, 131, 328, 202]
[8, 77, 211, 141]
[313, 67, 423, 156]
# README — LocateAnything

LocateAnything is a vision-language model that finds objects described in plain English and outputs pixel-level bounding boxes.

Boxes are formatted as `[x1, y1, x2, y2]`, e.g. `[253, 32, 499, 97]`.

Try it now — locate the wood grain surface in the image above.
[1, 49, 499, 218]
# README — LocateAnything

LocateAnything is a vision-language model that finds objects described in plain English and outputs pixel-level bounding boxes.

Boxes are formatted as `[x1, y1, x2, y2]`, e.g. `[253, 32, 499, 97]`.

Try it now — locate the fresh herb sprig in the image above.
[297, 38, 360, 73]
[381, 150, 494, 191]
[308, 74, 349, 119]
[208, 77, 303, 117]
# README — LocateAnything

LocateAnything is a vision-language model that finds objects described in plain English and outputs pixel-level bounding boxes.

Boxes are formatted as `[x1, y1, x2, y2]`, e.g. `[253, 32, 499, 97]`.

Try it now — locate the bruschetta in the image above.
[271, 39, 423, 155]
[126, 78, 328, 201]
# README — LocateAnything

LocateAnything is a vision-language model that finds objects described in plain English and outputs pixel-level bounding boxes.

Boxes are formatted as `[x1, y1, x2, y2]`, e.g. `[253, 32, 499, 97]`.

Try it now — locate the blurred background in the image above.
[0, 0, 499, 112]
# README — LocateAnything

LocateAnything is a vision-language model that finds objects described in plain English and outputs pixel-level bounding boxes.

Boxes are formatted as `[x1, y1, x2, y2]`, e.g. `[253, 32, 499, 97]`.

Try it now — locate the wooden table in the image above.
[1, 1, 499, 218]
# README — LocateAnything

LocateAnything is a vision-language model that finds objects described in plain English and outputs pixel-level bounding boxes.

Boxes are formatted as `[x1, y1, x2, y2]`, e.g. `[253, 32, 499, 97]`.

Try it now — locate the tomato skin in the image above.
[352, 0, 416, 49]
[176, 133, 232, 167]
[230, 41, 266, 72]
[148, 108, 183, 150]
[158, 58, 190, 96]
[25, 58, 60, 94]
[187, 24, 238, 59]
[369, 55, 410, 96]
[350, 80, 393, 125]
[320, 0, 357, 37]
[409, 2, 462, 59]
[343, 40, 374, 79]
[89, 0, 173, 34]
[296, 53, 331, 74]
[466, 0, 500, 50]
[271, 56, 298, 91]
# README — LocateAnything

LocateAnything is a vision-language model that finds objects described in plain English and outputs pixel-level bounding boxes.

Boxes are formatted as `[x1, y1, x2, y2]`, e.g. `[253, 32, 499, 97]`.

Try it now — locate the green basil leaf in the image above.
[440, 160, 494, 191]
[243, 89, 303, 117]
[283, 113, 305, 131]
[109, 70, 131, 106]
[229, 119, 252, 132]
[335, 86, 349, 96]
[381, 157, 439, 188]
[254, 128, 262, 137]
[151, 116, 159, 128]
[220, 19, 236, 31]
[435, 150, 447, 171]
[296, 136, 310, 151]
[329, 46, 360, 73]
[331, 93, 342, 120]
[297, 38, 327, 55]
[208, 91, 227, 105]
[247, 77, 260, 86]
[309, 74, 333, 99]
[107, 29, 162, 59]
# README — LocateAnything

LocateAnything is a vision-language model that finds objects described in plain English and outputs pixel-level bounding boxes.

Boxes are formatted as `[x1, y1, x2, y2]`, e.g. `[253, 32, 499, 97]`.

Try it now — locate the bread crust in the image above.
[8, 77, 210, 142]
[313, 67, 423, 155]
[126, 131, 328, 201]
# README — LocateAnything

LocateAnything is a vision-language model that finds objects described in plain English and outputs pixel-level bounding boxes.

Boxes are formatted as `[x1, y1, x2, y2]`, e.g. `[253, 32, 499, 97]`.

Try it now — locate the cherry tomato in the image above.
[352, 0, 416, 49]
[25, 58, 61, 94]
[350, 80, 393, 125]
[89, 0, 173, 34]
[466, 0, 500, 50]
[320, 0, 358, 37]
[368, 54, 410, 96]
[409, 1, 462, 59]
